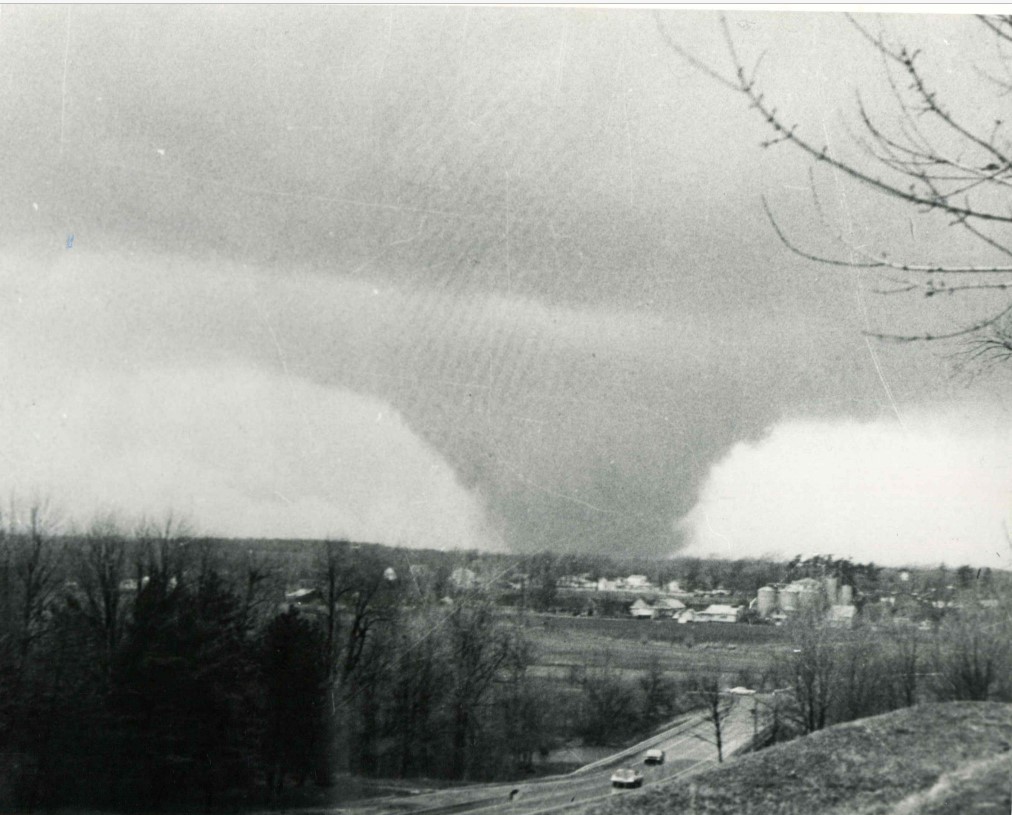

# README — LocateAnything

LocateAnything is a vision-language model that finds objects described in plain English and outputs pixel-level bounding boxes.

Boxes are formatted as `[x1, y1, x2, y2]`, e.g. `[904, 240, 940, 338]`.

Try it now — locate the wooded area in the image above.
[0, 505, 1008, 811]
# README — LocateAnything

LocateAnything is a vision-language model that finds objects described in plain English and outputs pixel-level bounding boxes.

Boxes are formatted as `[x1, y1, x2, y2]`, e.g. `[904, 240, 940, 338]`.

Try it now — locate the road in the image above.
[335, 696, 764, 815]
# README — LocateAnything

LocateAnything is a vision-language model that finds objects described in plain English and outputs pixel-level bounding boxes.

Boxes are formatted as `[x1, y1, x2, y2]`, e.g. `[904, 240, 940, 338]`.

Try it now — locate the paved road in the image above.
[336, 696, 764, 815]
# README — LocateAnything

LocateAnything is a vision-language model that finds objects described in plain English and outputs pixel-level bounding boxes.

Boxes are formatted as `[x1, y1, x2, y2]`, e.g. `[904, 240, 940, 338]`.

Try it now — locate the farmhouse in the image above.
[654, 597, 687, 618]
[629, 598, 657, 619]
[696, 604, 742, 623]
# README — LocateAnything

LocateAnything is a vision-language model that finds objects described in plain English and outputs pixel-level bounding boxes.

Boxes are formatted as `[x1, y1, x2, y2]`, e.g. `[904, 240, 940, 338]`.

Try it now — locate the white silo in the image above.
[824, 576, 839, 606]
[780, 586, 800, 612]
[839, 584, 854, 606]
[757, 586, 778, 617]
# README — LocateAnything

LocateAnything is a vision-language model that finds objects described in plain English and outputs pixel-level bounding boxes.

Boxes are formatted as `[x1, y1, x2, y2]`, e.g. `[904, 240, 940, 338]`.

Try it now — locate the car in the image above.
[644, 748, 665, 765]
[610, 768, 644, 789]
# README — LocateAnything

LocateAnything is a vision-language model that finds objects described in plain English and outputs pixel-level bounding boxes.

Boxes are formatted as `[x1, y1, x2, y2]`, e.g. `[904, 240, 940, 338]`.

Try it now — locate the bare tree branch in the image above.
[658, 13, 1012, 360]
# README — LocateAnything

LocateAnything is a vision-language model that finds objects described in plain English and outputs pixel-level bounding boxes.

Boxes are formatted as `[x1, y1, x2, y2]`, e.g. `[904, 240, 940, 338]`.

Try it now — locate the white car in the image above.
[644, 748, 666, 765]
[610, 768, 644, 789]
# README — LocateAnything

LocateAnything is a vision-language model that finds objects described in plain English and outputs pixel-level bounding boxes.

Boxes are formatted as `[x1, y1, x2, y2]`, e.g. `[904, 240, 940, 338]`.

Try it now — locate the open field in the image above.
[532, 615, 790, 644]
[521, 614, 785, 683]
[587, 702, 1012, 815]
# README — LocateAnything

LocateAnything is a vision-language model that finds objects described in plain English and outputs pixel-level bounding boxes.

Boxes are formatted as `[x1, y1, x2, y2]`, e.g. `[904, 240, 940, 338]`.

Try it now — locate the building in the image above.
[629, 598, 657, 619]
[754, 576, 857, 621]
[696, 604, 742, 623]
[282, 587, 327, 615]
[559, 574, 597, 590]
[118, 575, 176, 594]
[285, 587, 321, 604]
[654, 597, 687, 618]
[827, 605, 857, 628]
[625, 575, 652, 591]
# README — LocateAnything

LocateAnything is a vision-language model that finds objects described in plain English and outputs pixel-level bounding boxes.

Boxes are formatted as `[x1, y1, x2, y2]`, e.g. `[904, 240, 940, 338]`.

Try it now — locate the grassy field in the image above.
[533, 615, 790, 644]
[588, 702, 1012, 815]
[521, 614, 786, 684]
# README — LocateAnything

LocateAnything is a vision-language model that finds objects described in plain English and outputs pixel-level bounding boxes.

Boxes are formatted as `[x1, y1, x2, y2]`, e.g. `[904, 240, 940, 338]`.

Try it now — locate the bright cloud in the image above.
[678, 411, 1012, 568]
[0, 364, 503, 549]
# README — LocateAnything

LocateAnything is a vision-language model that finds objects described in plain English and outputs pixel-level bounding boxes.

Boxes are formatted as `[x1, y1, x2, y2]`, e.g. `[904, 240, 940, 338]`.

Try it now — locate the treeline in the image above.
[764, 601, 1012, 744]
[0, 509, 556, 811]
[567, 654, 763, 748]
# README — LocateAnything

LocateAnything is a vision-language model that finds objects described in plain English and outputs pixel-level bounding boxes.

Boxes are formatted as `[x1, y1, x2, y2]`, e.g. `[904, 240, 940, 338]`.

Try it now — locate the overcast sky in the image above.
[1, 6, 1009, 567]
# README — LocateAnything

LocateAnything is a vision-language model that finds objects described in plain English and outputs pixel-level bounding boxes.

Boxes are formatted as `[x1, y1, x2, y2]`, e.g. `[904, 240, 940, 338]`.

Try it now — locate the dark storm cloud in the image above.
[2, 7, 1007, 559]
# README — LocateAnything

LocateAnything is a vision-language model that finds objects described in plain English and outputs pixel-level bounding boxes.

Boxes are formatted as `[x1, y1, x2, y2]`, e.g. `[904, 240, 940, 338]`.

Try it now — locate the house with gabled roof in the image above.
[629, 597, 656, 619]
[696, 604, 742, 623]
[654, 597, 687, 618]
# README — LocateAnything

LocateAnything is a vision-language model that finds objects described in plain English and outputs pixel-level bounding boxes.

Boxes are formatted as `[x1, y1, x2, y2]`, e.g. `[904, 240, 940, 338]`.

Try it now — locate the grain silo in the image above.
[798, 585, 820, 611]
[780, 586, 800, 612]
[839, 584, 854, 606]
[824, 576, 839, 605]
[757, 586, 778, 617]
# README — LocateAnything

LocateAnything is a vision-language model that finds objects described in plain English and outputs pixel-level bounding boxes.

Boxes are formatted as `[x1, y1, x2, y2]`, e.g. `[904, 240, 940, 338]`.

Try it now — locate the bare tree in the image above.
[574, 651, 641, 747]
[75, 514, 129, 675]
[133, 510, 194, 593]
[659, 13, 1012, 360]
[832, 625, 889, 723]
[932, 591, 1011, 701]
[0, 497, 66, 808]
[687, 660, 733, 763]
[639, 655, 679, 723]
[883, 618, 923, 708]
[781, 611, 837, 734]
[5, 498, 64, 665]
[445, 601, 525, 779]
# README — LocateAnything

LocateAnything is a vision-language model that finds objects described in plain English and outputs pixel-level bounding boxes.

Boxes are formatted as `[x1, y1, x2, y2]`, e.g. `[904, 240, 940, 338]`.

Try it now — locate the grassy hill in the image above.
[590, 702, 1012, 815]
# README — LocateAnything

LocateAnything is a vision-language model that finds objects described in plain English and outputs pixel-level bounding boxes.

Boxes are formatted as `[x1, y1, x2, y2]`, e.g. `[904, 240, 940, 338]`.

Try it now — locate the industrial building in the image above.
[752, 575, 856, 626]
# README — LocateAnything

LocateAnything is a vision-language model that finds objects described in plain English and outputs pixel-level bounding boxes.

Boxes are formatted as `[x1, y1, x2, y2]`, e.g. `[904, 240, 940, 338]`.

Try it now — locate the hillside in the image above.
[590, 702, 1012, 815]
